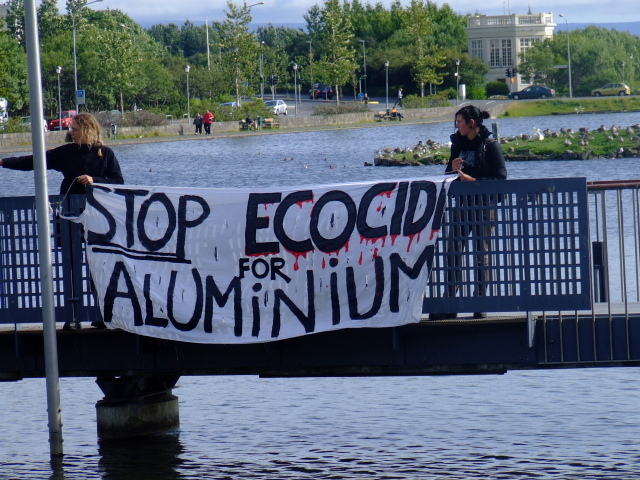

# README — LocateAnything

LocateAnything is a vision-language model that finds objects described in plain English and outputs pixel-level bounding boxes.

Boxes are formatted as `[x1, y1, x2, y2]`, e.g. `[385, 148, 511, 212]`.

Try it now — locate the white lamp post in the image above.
[359, 39, 367, 95]
[455, 59, 460, 106]
[385, 60, 389, 111]
[206, 17, 210, 70]
[559, 14, 572, 98]
[307, 40, 313, 99]
[56, 66, 62, 131]
[185, 65, 190, 126]
[293, 63, 298, 117]
[72, 0, 103, 113]
[259, 41, 265, 98]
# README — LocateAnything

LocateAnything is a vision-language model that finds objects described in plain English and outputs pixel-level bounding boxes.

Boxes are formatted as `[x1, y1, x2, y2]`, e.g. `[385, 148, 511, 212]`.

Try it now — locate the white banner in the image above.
[80, 175, 453, 343]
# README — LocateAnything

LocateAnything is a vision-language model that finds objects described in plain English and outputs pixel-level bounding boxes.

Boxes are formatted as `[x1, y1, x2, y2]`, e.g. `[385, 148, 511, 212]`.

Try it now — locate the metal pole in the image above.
[360, 39, 367, 94]
[72, 0, 103, 113]
[185, 65, 190, 126]
[559, 14, 572, 98]
[24, 0, 64, 458]
[307, 40, 313, 100]
[206, 17, 210, 70]
[259, 41, 264, 98]
[72, 15, 78, 112]
[385, 60, 389, 111]
[293, 63, 298, 117]
[455, 59, 460, 106]
[56, 66, 62, 131]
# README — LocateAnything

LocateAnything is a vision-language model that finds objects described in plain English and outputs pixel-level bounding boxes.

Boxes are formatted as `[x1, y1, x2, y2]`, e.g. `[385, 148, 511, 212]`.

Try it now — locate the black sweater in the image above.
[2, 143, 124, 195]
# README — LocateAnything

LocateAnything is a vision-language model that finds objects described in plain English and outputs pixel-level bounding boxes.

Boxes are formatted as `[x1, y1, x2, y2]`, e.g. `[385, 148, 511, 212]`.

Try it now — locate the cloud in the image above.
[57, 0, 634, 28]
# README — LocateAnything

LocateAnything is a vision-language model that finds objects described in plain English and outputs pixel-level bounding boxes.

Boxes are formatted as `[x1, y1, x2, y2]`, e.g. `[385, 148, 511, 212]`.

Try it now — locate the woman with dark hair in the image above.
[0, 112, 124, 195]
[430, 105, 507, 320]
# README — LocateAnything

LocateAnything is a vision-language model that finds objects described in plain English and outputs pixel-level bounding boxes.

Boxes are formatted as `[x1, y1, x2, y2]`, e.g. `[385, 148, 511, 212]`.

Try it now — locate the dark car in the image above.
[309, 83, 334, 100]
[508, 85, 555, 100]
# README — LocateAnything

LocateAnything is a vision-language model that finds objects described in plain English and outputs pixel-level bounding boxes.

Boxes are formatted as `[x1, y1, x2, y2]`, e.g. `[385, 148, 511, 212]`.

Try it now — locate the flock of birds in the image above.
[500, 124, 640, 149]
[374, 139, 450, 165]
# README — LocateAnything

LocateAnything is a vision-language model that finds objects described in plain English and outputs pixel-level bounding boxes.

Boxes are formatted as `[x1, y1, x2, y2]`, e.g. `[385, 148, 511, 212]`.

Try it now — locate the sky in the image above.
[55, 0, 634, 28]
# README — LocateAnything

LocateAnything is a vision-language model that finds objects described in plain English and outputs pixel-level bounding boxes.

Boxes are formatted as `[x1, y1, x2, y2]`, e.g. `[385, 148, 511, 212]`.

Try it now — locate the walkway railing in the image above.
[2, 177, 634, 335]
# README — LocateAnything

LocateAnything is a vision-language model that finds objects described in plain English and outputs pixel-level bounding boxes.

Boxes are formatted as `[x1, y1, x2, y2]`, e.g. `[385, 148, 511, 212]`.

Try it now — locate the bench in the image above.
[263, 118, 280, 129]
[374, 111, 393, 121]
[239, 121, 257, 131]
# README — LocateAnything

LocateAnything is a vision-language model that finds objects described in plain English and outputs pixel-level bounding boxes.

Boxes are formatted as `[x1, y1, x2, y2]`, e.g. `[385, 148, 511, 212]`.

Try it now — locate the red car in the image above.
[47, 110, 77, 130]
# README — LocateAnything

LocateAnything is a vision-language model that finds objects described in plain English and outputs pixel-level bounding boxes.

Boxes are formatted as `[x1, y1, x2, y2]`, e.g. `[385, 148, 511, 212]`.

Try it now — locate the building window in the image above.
[501, 39, 512, 66]
[471, 40, 483, 61]
[519, 37, 539, 57]
[490, 39, 512, 67]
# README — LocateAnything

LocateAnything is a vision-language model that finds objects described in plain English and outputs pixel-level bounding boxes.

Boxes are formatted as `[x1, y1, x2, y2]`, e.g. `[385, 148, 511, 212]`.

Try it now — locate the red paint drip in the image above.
[358, 252, 363, 265]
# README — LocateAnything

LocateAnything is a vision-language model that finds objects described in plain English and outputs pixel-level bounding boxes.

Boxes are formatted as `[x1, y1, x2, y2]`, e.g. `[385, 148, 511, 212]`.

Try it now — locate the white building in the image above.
[466, 13, 556, 92]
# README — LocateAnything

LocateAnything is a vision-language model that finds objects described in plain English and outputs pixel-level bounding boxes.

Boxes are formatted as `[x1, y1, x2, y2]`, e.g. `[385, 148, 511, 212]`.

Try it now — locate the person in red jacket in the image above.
[203, 110, 215, 135]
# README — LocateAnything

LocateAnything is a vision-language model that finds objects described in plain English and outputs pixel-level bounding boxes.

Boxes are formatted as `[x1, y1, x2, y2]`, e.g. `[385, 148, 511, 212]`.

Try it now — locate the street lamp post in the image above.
[307, 40, 313, 99]
[622, 61, 626, 83]
[206, 17, 210, 70]
[359, 39, 367, 95]
[56, 66, 62, 131]
[455, 59, 460, 105]
[385, 60, 389, 111]
[559, 14, 572, 98]
[259, 41, 265, 98]
[72, 0, 103, 113]
[185, 65, 190, 127]
[120, 23, 135, 44]
[232, 1, 265, 106]
[293, 63, 298, 117]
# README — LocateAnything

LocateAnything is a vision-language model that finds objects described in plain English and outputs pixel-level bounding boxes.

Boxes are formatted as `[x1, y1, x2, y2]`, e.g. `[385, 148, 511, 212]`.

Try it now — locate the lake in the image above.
[1, 111, 640, 479]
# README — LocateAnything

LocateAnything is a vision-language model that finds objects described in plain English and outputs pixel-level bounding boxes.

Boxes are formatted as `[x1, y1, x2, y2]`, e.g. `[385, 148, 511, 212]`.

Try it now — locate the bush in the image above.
[486, 81, 510, 97]
[93, 110, 168, 128]
[403, 93, 451, 108]
[467, 85, 486, 100]
[312, 101, 371, 116]
[0, 117, 30, 134]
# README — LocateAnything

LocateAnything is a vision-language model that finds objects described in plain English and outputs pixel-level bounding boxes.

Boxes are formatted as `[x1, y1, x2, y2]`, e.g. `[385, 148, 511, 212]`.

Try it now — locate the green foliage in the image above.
[312, 102, 371, 116]
[501, 97, 640, 118]
[486, 81, 510, 97]
[403, 93, 449, 108]
[466, 85, 486, 100]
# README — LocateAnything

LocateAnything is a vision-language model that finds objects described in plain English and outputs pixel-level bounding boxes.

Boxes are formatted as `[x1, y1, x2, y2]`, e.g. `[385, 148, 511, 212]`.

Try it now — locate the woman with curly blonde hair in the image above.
[0, 112, 123, 195]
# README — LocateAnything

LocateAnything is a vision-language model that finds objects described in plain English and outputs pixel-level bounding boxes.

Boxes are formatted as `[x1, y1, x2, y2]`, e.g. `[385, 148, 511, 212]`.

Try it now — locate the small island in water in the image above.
[373, 123, 640, 166]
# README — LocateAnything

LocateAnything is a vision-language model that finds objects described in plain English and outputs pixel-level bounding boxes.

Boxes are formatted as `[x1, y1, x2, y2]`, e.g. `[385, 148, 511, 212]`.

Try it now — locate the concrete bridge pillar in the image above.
[95, 375, 180, 440]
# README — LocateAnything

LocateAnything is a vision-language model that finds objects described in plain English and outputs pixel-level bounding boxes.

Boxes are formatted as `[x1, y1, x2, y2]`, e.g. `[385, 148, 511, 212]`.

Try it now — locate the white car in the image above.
[265, 99, 287, 115]
[21, 116, 48, 131]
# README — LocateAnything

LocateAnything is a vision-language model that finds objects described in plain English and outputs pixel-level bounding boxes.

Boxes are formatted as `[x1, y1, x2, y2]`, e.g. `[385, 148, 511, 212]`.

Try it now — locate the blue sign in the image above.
[76, 89, 85, 105]
[357, 92, 364, 100]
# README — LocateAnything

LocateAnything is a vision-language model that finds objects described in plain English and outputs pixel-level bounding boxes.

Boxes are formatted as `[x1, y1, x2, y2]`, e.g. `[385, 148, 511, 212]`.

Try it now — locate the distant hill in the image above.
[566, 22, 640, 36]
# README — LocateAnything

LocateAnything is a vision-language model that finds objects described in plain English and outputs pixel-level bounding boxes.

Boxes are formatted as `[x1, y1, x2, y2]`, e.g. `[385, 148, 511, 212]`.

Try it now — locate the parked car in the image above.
[219, 102, 239, 108]
[591, 83, 630, 96]
[265, 99, 287, 115]
[21, 116, 48, 131]
[309, 83, 334, 100]
[508, 85, 556, 100]
[47, 110, 77, 130]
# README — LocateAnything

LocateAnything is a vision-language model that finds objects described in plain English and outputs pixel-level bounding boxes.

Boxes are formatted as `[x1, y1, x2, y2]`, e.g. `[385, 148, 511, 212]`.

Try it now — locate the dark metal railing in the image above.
[0, 178, 594, 326]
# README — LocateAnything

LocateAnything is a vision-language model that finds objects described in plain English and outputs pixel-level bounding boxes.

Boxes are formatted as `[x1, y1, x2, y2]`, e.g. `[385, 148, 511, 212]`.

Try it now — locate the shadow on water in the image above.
[97, 432, 185, 480]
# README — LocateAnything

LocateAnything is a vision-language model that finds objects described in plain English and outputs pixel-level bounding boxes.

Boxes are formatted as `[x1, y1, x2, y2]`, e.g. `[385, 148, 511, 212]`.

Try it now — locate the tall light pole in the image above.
[206, 17, 210, 70]
[72, 0, 103, 113]
[359, 39, 367, 95]
[307, 40, 313, 99]
[259, 41, 265, 98]
[559, 14, 572, 98]
[293, 63, 298, 117]
[622, 61, 626, 83]
[56, 66, 62, 131]
[385, 60, 389, 111]
[185, 65, 190, 127]
[455, 59, 460, 105]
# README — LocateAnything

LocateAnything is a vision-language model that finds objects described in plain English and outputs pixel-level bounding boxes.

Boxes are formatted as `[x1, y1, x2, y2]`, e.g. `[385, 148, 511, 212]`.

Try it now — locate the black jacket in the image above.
[2, 143, 124, 195]
[446, 126, 507, 181]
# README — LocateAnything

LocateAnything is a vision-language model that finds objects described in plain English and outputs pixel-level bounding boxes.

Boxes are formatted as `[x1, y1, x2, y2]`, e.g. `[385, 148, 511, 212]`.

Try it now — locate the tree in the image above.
[0, 31, 28, 113]
[314, 0, 357, 103]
